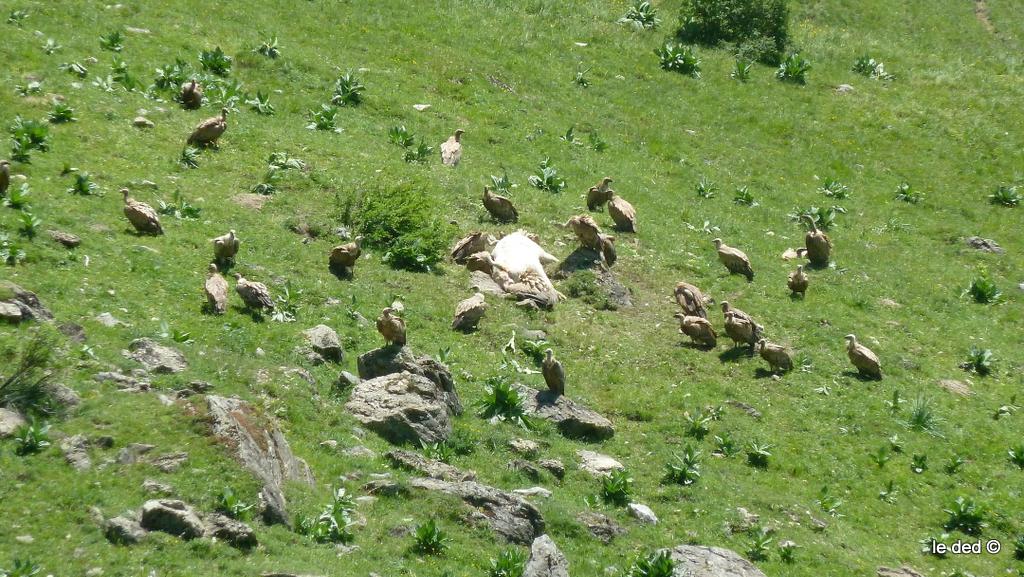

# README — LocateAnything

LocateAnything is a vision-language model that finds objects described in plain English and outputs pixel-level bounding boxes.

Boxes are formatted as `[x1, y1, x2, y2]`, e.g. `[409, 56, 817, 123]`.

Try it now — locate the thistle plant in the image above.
[894, 181, 923, 204]
[477, 376, 532, 429]
[965, 268, 1000, 304]
[961, 346, 994, 375]
[199, 46, 232, 76]
[527, 158, 566, 193]
[403, 139, 433, 163]
[730, 58, 752, 81]
[254, 35, 281, 58]
[47, 100, 76, 123]
[852, 55, 895, 80]
[573, 63, 591, 87]
[42, 38, 61, 55]
[600, 469, 633, 506]
[733, 185, 757, 206]
[943, 496, 986, 535]
[18, 211, 41, 238]
[490, 169, 512, 193]
[618, 1, 660, 30]
[818, 177, 850, 199]
[746, 527, 773, 561]
[664, 445, 702, 485]
[60, 61, 88, 78]
[696, 176, 717, 198]
[154, 59, 190, 90]
[906, 395, 942, 435]
[777, 53, 810, 84]
[14, 418, 51, 455]
[67, 172, 99, 196]
[388, 125, 415, 148]
[412, 519, 449, 555]
[179, 146, 200, 169]
[487, 548, 526, 577]
[246, 91, 275, 115]
[307, 104, 341, 132]
[988, 184, 1020, 207]
[99, 30, 124, 52]
[332, 71, 365, 106]
[627, 550, 675, 577]
[5, 183, 32, 208]
[746, 440, 772, 468]
[656, 43, 701, 78]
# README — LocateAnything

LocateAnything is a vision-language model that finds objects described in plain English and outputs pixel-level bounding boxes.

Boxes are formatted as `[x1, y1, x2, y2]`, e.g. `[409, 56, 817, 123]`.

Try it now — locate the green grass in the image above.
[1, 0, 1023, 576]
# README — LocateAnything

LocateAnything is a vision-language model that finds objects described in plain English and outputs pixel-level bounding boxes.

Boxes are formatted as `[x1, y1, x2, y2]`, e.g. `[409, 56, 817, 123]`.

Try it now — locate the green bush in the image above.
[677, 0, 789, 64]
[356, 185, 453, 272]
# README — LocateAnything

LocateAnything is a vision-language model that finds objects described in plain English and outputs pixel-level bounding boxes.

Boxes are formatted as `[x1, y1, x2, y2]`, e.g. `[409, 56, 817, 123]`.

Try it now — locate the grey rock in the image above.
[409, 477, 544, 544]
[60, 434, 91, 471]
[726, 400, 762, 420]
[204, 512, 257, 549]
[965, 236, 1004, 254]
[577, 450, 624, 476]
[58, 322, 87, 342]
[555, 247, 632, 309]
[509, 437, 540, 457]
[517, 329, 547, 342]
[508, 459, 543, 481]
[94, 371, 150, 391]
[514, 384, 614, 440]
[93, 435, 115, 448]
[337, 371, 360, 389]
[628, 503, 658, 525]
[666, 545, 767, 577]
[303, 325, 343, 363]
[95, 312, 124, 327]
[117, 443, 155, 464]
[133, 116, 154, 128]
[538, 459, 565, 480]
[0, 302, 21, 323]
[150, 452, 187, 472]
[124, 338, 187, 373]
[0, 407, 27, 438]
[524, 534, 570, 577]
[345, 372, 453, 444]
[206, 395, 314, 527]
[342, 445, 376, 458]
[357, 345, 462, 415]
[47, 383, 81, 408]
[577, 511, 626, 544]
[15, 534, 33, 544]
[139, 499, 204, 539]
[362, 479, 408, 497]
[48, 229, 81, 248]
[877, 567, 926, 577]
[836, 84, 855, 93]
[0, 282, 53, 322]
[104, 516, 146, 544]
[142, 479, 174, 495]
[387, 449, 476, 481]
[513, 486, 552, 498]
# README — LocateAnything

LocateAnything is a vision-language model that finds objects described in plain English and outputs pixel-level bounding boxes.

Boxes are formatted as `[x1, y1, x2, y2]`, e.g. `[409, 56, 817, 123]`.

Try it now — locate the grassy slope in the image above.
[1, 0, 1022, 575]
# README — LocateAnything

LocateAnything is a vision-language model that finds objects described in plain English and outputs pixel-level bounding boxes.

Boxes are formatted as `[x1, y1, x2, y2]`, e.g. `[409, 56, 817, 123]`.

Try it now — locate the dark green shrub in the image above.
[0, 329, 59, 415]
[356, 185, 453, 272]
[677, 0, 789, 64]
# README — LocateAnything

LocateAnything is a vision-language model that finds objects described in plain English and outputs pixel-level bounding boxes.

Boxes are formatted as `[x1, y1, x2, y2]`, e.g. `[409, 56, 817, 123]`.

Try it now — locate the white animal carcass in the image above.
[490, 231, 558, 294]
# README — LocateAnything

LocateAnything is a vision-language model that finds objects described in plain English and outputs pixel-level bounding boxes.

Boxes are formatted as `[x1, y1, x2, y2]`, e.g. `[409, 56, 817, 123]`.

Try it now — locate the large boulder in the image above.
[346, 372, 453, 444]
[577, 450, 624, 476]
[524, 534, 570, 577]
[104, 516, 146, 545]
[577, 511, 626, 544]
[0, 282, 53, 323]
[513, 384, 614, 441]
[206, 395, 314, 526]
[409, 477, 544, 544]
[0, 407, 27, 438]
[387, 449, 476, 481]
[204, 513, 258, 549]
[139, 499, 204, 539]
[357, 346, 461, 415]
[666, 545, 767, 577]
[302, 324, 344, 364]
[555, 248, 632, 309]
[60, 434, 91, 471]
[123, 338, 188, 374]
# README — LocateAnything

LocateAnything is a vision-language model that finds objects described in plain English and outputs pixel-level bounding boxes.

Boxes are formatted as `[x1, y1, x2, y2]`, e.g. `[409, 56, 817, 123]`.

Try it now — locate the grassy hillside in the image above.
[1, 0, 1022, 576]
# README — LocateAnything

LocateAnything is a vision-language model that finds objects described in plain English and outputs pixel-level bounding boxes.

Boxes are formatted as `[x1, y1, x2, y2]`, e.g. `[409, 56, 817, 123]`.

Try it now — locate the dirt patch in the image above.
[232, 193, 271, 210]
[974, 0, 994, 32]
[938, 379, 972, 397]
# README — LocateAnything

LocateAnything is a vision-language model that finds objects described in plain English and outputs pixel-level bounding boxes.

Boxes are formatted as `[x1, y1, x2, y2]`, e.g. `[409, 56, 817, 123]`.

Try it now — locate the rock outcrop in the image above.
[357, 346, 461, 415]
[409, 477, 544, 544]
[513, 384, 614, 440]
[346, 372, 454, 444]
[524, 534, 570, 577]
[124, 338, 188, 374]
[0, 282, 53, 323]
[666, 545, 767, 577]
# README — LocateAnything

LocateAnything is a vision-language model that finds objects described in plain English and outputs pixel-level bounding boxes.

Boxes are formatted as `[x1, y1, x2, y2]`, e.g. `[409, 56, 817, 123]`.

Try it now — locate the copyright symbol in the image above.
[985, 539, 1000, 554]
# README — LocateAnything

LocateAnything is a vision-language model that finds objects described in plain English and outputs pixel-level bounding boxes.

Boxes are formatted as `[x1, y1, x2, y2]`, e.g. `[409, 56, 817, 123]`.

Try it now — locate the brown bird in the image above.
[802, 215, 832, 267]
[451, 231, 494, 264]
[452, 291, 486, 332]
[542, 348, 565, 396]
[598, 233, 617, 267]
[204, 263, 228, 314]
[607, 192, 637, 232]
[329, 236, 364, 273]
[713, 238, 754, 281]
[788, 265, 809, 296]
[376, 307, 407, 346]
[211, 229, 239, 264]
[845, 334, 881, 379]
[674, 282, 708, 318]
[587, 176, 614, 210]
[721, 301, 763, 347]
[675, 313, 717, 348]
[0, 160, 9, 197]
[465, 251, 495, 275]
[121, 188, 163, 235]
[565, 214, 603, 251]
[180, 79, 203, 110]
[440, 129, 464, 167]
[483, 186, 518, 222]
[232, 273, 274, 311]
[187, 108, 228, 147]
[755, 339, 793, 373]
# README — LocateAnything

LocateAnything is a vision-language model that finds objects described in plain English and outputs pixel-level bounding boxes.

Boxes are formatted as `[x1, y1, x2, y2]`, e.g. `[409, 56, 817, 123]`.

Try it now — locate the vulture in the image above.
[713, 238, 754, 281]
[465, 251, 495, 274]
[598, 233, 617, 267]
[0, 160, 9, 197]
[451, 231, 494, 264]
[440, 129, 464, 166]
[565, 214, 603, 251]
[674, 282, 708, 319]
[788, 265, 809, 296]
[721, 301, 763, 347]
[232, 273, 274, 311]
[845, 334, 881, 379]
[121, 188, 163, 235]
[675, 313, 717, 348]
[180, 79, 203, 109]
[187, 108, 228, 147]
[587, 176, 614, 210]
[607, 192, 637, 232]
[329, 236, 364, 273]
[211, 229, 240, 264]
[803, 215, 832, 267]
[483, 186, 518, 222]
[452, 291, 486, 332]
[204, 263, 228, 314]
[542, 349, 565, 396]
[755, 339, 793, 373]
[376, 307, 407, 346]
